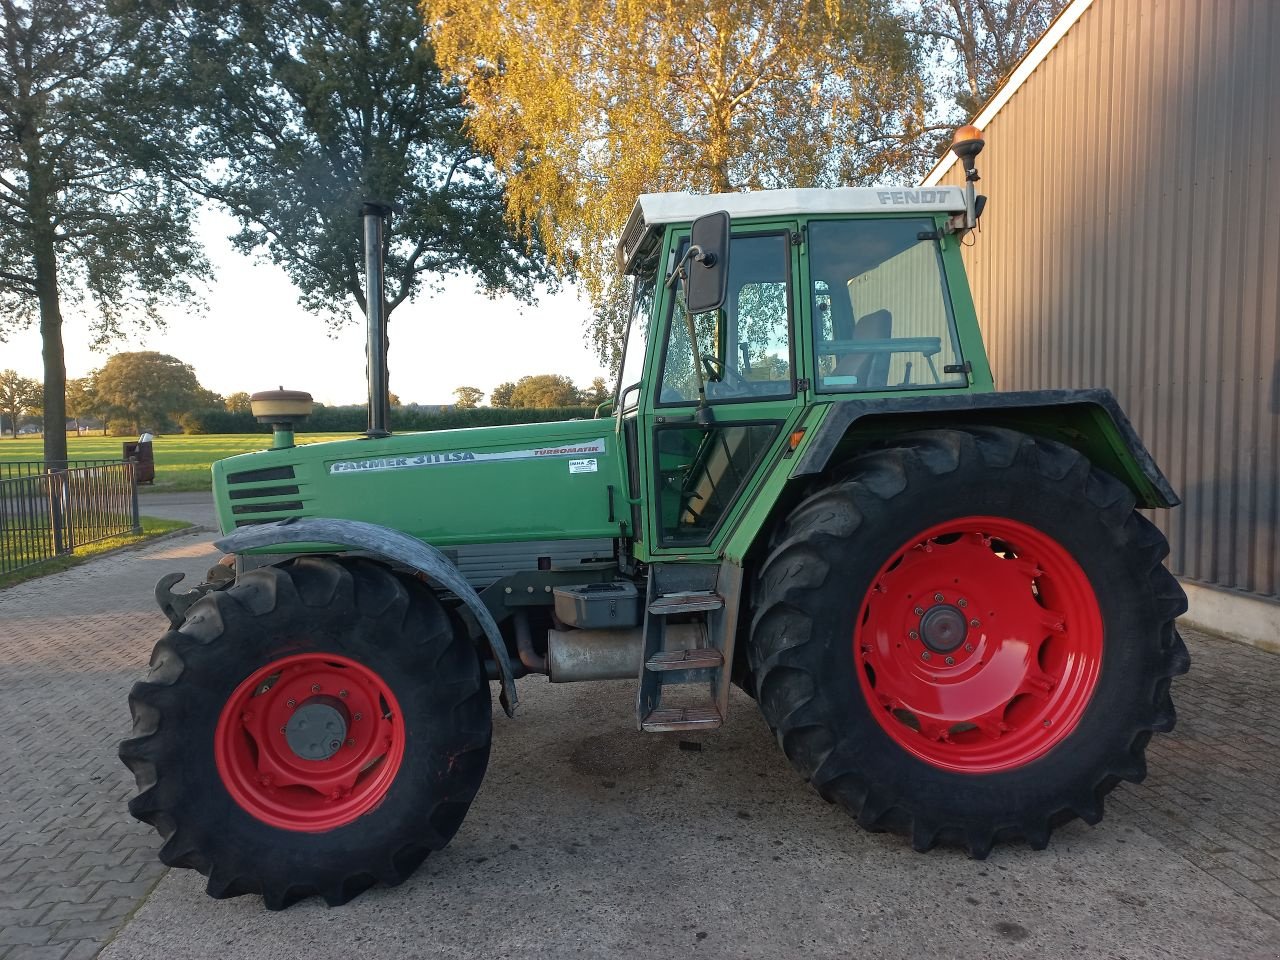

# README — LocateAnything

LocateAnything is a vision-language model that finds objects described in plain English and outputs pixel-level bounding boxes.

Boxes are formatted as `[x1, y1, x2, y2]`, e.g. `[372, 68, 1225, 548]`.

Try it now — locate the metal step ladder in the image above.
[636, 563, 742, 733]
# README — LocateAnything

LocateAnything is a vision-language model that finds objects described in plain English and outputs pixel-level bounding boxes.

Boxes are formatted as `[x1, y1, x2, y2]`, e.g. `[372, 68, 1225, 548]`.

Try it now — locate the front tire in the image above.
[119, 556, 492, 908]
[748, 427, 1189, 857]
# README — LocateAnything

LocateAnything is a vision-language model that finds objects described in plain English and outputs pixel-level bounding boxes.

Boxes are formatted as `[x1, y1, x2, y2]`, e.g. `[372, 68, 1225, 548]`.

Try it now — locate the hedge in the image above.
[178, 405, 600, 435]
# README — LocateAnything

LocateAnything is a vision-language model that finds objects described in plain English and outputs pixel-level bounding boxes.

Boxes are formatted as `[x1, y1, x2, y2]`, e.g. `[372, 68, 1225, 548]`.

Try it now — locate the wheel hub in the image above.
[919, 604, 968, 653]
[284, 700, 348, 761]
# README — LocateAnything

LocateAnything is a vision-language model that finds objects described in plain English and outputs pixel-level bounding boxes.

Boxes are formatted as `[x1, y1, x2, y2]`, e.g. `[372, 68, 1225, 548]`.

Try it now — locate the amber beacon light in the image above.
[950, 125, 986, 230]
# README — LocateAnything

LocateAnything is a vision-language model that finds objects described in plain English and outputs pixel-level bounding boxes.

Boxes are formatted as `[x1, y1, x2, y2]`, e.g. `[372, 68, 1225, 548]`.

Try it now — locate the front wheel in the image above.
[119, 556, 492, 908]
[748, 427, 1188, 857]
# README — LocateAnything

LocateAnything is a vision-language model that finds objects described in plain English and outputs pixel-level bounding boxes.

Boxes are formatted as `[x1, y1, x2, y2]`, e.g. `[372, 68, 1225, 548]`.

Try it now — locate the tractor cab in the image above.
[612, 185, 991, 557]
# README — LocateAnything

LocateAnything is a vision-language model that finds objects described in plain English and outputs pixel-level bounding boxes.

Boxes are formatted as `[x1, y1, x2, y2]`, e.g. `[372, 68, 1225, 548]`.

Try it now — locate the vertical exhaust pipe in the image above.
[361, 201, 392, 438]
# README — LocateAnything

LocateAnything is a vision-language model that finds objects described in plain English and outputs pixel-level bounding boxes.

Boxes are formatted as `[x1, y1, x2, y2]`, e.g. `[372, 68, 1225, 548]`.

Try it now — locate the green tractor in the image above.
[120, 128, 1189, 909]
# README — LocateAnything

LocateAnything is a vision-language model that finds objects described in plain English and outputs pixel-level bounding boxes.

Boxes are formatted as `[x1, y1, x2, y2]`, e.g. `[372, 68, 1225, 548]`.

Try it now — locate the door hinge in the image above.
[942, 360, 973, 375]
[790, 227, 805, 247]
[797, 377, 811, 391]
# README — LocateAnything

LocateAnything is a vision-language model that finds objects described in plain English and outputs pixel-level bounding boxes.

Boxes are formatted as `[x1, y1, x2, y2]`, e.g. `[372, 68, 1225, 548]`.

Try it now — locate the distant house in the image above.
[925, 0, 1278, 649]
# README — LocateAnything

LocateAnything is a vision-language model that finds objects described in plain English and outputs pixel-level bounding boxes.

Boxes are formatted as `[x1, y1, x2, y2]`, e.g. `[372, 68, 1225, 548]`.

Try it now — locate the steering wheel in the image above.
[701, 355, 745, 393]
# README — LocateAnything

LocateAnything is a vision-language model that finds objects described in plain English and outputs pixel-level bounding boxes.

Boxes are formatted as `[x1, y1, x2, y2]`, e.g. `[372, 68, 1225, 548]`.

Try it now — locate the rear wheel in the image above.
[748, 427, 1188, 856]
[120, 556, 491, 908]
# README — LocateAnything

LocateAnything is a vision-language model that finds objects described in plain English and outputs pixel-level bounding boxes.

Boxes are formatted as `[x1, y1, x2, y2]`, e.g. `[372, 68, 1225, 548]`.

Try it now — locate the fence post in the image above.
[47, 469, 68, 555]
[129, 461, 142, 534]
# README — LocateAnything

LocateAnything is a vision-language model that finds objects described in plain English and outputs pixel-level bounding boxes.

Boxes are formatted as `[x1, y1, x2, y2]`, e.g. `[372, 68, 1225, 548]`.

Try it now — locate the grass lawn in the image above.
[0, 433, 353, 491]
[0, 515, 193, 589]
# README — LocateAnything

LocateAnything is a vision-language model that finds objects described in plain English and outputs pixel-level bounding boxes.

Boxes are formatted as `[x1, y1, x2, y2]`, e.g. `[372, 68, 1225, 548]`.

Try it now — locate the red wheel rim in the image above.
[854, 516, 1103, 774]
[214, 653, 406, 831]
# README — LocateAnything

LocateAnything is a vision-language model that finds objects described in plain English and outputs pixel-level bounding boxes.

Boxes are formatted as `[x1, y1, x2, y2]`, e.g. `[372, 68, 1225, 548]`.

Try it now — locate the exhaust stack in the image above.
[361, 201, 392, 438]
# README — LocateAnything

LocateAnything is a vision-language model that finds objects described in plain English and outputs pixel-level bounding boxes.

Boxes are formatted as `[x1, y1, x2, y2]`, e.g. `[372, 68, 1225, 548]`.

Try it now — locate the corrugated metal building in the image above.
[925, 0, 1279, 648]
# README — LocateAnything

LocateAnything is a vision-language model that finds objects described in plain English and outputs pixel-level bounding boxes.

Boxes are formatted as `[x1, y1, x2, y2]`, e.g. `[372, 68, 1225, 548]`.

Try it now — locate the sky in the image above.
[0, 207, 608, 407]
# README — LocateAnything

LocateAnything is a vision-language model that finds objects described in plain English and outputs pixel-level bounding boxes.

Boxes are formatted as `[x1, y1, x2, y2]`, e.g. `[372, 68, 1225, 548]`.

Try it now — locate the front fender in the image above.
[214, 518, 518, 717]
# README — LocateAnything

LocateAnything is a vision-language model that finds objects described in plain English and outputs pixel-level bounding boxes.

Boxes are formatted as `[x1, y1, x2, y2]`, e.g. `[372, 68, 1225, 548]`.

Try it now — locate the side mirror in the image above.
[685, 210, 730, 314]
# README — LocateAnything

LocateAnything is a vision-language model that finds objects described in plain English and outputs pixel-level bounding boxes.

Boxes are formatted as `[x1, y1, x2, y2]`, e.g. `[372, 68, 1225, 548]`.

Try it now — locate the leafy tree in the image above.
[911, 0, 1067, 117]
[453, 385, 484, 408]
[388, 392, 402, 407]
[0, 368, 40, 438]
[224, 391, 252, 413]
[65, 375, 100, 435]
[508, 374, 580, 409]
[93, 351, 209, 434]
[489, 381, 515, 408]
[0, 1, 207, 466]
[425, 0, 927, 371]
[124, 0, 554, 334]
[581, 376, 610, 406]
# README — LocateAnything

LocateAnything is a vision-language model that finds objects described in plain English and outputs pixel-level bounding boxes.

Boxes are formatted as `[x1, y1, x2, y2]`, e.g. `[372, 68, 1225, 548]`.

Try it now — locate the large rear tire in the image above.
[119, 556, 491, 908]
[747, 427, 1188, 857]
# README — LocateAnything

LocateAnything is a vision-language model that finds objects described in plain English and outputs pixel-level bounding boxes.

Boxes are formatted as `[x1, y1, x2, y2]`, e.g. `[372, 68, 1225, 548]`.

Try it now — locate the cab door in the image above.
[639, 223, 807, 560]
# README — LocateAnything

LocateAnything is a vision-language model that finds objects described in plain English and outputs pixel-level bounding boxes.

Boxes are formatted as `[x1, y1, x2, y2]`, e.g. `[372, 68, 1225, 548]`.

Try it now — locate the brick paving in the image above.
[0, 519, 1278, 955]
[0, 531, 219, 959]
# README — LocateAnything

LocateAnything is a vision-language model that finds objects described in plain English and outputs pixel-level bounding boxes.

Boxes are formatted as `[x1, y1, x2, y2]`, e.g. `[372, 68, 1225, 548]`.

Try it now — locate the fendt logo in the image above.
[877, 189, 950, 205]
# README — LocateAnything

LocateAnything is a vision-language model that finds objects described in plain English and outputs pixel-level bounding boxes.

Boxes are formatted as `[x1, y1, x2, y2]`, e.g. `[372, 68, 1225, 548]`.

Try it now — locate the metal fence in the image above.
[0, 460, 141, 576]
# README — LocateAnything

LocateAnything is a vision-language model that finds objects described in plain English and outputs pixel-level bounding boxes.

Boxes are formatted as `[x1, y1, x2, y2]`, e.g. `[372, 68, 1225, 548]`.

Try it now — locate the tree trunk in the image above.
[32, 223, 68, 468]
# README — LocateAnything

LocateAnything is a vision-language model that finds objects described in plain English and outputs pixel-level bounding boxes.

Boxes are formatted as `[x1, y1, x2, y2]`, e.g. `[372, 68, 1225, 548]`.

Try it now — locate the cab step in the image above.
[647, 591, 724, 616]
[640, 705, 723, 732]
[645, 648, 724, 671]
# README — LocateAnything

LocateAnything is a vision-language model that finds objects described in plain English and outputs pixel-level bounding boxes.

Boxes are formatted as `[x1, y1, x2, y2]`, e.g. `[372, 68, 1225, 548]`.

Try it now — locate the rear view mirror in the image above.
[685, 210, 730, 314]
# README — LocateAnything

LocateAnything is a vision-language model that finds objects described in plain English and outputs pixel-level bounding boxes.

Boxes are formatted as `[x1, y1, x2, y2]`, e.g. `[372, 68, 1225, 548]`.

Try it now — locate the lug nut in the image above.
[934, 593, 944, 602]
[311, 683, 321, 693]
[329, 739, 342, 751]
[958, 599, 968, 608]
[286, 698, 296, 707]
[908, 630, 920, 641]
[338, 689, 348, 699]
[970, 619, 981, 627]
[353, 713, 362, 722]
[920, 651, 932, 661]
[964, 643, 974, 652]
[346, 738, 355, 747]
[945, 656, 955, 665]
[279, 726, 287, 734]
[914, 606, 925, 616]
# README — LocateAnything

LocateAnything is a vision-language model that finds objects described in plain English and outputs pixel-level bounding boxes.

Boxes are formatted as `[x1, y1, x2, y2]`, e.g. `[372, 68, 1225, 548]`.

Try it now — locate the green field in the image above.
[0, 433, 354, 491]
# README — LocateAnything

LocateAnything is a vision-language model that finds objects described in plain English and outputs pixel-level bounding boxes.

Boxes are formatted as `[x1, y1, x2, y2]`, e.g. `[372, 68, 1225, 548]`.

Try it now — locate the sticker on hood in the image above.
[329, 438, 607, 475]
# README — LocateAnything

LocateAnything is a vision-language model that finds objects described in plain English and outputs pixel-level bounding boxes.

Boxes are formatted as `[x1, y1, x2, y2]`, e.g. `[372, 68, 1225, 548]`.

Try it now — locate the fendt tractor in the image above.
[120, 127, 1189, 909]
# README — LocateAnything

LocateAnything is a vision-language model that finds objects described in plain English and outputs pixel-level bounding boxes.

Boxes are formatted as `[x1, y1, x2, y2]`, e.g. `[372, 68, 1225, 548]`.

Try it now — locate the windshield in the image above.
[617, 269, 657, 409]
[808, 218, 966, 392]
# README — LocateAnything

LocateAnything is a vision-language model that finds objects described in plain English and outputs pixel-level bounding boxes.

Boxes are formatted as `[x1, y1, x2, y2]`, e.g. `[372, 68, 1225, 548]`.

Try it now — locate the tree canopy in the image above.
[93, 351, 213, 434]
[0, 368, 40, 438]
[911, 0, 1068, 117]
[1, 0, 208, 464]
[124, 0, 555, 330]
[452, 385, 484, 408]
[424, 0, 928, 370]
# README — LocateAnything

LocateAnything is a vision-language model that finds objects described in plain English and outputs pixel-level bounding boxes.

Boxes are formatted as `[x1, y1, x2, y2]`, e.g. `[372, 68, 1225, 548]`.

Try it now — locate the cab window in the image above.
[808, 218, 966, 392]
[659, 233, 793, 405]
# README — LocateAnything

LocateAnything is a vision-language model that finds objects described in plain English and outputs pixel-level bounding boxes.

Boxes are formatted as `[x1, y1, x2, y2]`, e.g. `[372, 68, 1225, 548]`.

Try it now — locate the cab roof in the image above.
[617, 186, 967, 272]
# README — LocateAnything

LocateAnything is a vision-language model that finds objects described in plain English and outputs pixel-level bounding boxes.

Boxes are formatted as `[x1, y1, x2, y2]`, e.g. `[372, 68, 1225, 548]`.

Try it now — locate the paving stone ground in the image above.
[0, 530, 219, 960]
[0, 513, 1277, 958]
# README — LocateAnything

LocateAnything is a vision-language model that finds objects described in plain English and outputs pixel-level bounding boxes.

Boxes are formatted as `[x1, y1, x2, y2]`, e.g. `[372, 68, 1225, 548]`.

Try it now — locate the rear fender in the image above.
[214, 518, 519, 716]
[790, 388, 1179, 509]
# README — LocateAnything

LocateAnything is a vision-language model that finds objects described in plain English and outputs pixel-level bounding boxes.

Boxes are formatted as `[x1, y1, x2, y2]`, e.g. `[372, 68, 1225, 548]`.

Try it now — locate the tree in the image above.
[425, 0, 927, 371]
[489, 381, 515, 408]
[507, 374, 580, 409]
[65, 375, 99, 434]
[0, 368, 39, 438]
[224, 391, 252, 413]
[123, 0, 554, 336]
[93, 351, 208, 434]
[388, 392, 402, 407]
[0, 1, 208, 466]
[911, 1, 1068, 117]
[453, 385, 484, 408]
[581, 376, 610, 407]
